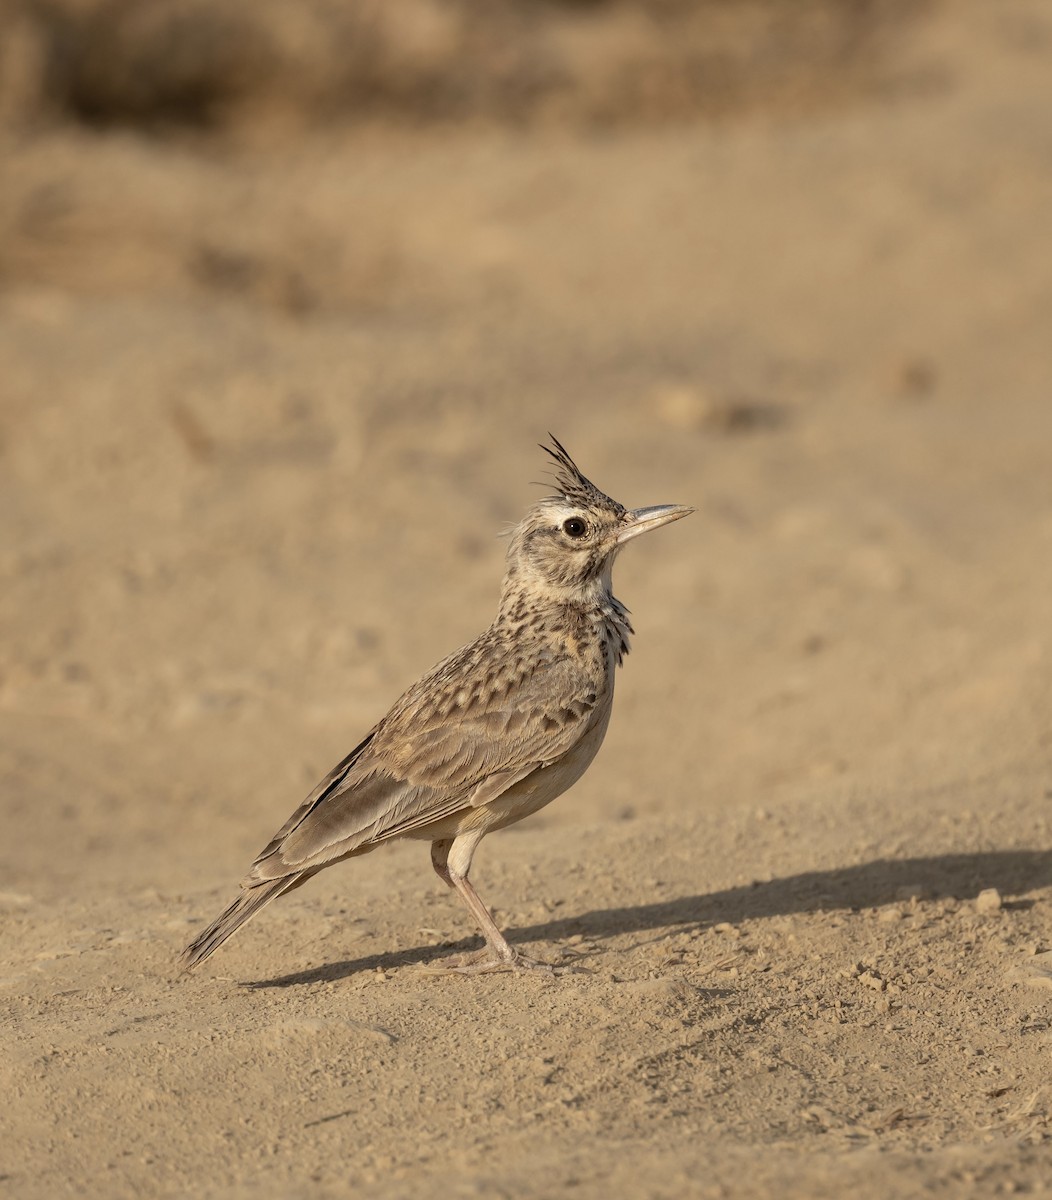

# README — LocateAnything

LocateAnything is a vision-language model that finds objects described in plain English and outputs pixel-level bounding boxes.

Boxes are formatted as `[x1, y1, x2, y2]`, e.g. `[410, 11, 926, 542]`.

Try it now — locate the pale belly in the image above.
[409, 694, 615, 843]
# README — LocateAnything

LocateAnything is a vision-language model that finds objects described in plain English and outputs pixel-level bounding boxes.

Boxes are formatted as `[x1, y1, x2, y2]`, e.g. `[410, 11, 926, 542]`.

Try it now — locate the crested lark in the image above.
[181, 437, 692, 975]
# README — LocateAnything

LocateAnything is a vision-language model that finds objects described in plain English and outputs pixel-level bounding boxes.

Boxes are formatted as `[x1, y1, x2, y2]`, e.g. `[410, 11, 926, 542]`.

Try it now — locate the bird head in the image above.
[500, 436, 693, 606]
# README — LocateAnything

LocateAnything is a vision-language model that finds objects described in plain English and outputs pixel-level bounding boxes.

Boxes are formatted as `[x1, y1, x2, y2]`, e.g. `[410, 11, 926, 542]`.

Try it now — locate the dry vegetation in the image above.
[3, 0, 926, 133]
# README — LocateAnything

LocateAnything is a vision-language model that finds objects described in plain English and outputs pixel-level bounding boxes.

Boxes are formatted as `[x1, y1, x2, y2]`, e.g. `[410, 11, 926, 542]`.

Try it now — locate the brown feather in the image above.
[180, 438, 690, 972]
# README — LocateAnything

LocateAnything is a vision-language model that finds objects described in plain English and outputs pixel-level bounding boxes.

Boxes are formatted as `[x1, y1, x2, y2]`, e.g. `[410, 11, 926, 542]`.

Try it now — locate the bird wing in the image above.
[245, 647, 600, 882]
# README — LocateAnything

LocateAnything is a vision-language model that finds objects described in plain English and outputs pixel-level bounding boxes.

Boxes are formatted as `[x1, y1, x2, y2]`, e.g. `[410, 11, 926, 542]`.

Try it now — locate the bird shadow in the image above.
[245, 848, 1052, 989]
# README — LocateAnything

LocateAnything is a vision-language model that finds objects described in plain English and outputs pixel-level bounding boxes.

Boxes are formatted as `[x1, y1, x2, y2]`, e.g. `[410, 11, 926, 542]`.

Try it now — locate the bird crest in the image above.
[541, 435, 623, 514]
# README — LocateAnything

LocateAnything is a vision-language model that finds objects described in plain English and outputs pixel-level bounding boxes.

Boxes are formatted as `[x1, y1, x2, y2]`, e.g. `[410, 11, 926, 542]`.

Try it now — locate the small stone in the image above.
[894, 883, 931, 902]
[653, 383, 710, 430]
[1023, 954, 1052, 990]
[878, 907, 904, 923]
[975, 888, 1002, 914]
[628, 978, 698, 1004]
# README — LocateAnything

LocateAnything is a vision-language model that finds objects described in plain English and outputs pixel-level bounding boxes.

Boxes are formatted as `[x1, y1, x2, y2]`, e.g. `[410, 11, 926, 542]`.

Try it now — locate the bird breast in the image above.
[454, 686, 615, 839]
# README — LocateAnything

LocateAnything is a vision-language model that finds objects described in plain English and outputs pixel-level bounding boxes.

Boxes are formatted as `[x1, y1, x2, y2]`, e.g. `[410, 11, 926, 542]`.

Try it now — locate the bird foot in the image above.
[419, 946, 582, 977]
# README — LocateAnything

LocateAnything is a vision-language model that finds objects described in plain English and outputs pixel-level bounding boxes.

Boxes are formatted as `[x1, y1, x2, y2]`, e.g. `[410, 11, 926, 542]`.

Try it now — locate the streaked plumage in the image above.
[181, 437, 692, 974]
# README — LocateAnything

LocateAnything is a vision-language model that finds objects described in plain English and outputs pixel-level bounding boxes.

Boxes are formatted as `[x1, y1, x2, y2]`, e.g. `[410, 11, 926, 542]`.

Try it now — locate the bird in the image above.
[180, 436, 692, 975]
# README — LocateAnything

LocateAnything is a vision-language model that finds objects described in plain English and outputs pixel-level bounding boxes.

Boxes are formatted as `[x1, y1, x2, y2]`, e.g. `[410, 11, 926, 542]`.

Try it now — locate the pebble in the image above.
[1022, 953, 1052, 991]
[975, 888, 1002, 914]
[629, 978, 698, 1004]
[894, 883, 931, 901]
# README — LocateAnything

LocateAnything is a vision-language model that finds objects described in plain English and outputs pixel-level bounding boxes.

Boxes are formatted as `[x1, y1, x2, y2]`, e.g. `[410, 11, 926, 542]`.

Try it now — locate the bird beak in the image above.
[616, 504, 695, 545]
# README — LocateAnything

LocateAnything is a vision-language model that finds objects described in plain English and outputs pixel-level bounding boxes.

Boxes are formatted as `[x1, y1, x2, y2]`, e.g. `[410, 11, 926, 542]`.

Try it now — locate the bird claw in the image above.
[418, 946, 584, 977]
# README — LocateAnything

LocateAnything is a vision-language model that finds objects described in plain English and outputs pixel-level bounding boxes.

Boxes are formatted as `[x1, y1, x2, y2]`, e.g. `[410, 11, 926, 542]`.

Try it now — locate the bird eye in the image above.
[562, 517, 588, 538]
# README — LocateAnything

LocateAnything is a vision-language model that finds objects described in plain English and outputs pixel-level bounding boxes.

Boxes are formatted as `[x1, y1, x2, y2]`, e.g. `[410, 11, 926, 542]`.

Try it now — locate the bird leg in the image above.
[426, 838, 559, 975]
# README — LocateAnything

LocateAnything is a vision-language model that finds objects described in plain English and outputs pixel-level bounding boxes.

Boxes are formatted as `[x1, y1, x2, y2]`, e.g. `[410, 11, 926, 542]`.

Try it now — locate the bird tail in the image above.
[180, 875, 301, 972]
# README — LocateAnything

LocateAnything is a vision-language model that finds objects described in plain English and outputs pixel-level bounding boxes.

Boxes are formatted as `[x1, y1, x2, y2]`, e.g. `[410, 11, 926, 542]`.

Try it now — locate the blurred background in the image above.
[4, 3, 1052, 1196]
[0, 0, 1049, 889]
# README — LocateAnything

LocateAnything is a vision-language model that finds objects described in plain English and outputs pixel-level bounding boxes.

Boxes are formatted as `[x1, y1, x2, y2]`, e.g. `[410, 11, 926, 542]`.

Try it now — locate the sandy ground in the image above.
[3, 1, 1052, 1195]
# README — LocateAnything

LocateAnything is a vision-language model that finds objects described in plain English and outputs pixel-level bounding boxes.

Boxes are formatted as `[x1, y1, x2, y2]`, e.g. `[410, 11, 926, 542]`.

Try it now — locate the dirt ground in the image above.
[2, 1, 1052, 1196]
